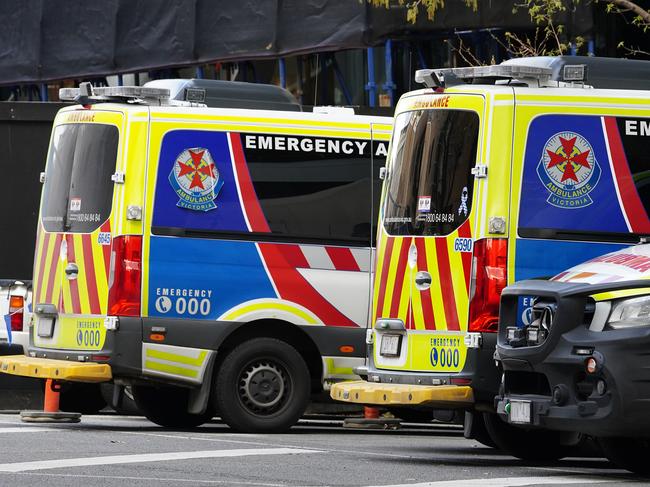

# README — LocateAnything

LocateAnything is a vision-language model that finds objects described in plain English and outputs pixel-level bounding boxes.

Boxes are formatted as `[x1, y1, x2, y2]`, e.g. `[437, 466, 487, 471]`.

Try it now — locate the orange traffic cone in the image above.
[364, 406, 380, 419]
[21, 379, 81, 423]
[343, 405, 401, 430]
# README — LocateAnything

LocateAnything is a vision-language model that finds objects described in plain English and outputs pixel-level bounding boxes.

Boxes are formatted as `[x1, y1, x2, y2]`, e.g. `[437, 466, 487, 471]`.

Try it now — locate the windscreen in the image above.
[383, 109, 480, 236]
[41, 123, 118, 233]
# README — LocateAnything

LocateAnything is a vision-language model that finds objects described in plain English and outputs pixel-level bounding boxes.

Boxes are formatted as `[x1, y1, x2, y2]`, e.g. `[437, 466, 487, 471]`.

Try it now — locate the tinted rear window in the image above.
[244, 134, 379, 244]
[383, 110, 480, 236]
[41, 123, 118, 233]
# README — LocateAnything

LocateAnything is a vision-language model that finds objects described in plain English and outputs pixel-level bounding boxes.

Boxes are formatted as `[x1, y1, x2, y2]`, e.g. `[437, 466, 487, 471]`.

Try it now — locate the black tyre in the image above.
[131, 384, 212, 428]
[100, 384, 140, 415]
[214, 337, 310, 433]
[482, 412, 568, 460]
[464, 411, 497, 448]
[598, 437, 650, 475]
[59, 382, 107, 414]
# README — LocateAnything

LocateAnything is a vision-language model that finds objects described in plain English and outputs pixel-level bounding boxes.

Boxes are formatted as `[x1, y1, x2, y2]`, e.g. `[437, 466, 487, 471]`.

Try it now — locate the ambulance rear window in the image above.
[41, 123, 118, 233]
[383, 109, 479, 236]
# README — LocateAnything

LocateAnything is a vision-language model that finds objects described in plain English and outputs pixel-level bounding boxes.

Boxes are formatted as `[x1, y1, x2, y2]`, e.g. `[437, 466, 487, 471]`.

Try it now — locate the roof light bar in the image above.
[415, 64, 554, 88]
[59, 84, 170, 103]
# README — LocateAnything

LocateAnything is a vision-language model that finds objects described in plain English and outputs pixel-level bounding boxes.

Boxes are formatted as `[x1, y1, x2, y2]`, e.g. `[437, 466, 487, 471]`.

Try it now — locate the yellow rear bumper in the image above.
[0, 355, 112, 382]
[330, 380, 474, 406]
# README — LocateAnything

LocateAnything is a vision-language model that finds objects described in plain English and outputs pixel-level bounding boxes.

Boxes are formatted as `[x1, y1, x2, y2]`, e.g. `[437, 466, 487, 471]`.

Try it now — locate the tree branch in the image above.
[603, 0, 650, 24]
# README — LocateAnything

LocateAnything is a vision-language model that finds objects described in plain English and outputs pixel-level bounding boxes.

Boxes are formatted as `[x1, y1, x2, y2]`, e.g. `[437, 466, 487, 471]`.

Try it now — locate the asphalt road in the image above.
[0, 413, 643, 487]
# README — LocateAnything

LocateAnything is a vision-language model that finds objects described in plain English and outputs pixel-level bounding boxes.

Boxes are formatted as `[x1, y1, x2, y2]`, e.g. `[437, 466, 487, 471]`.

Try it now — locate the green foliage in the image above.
[365, 0, 648, 59]
[365, 0, 477, 24]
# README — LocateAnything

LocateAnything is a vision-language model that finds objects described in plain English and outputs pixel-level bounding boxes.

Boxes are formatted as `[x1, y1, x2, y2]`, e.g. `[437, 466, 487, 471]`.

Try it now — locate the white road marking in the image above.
[120, 430, 463, 460]
[12, 472, 288, 486]
[0, 447, 321, 473]
[532, 465, 629, 475]
[0, 427, 59, 433]
[365, 476, 629, 487]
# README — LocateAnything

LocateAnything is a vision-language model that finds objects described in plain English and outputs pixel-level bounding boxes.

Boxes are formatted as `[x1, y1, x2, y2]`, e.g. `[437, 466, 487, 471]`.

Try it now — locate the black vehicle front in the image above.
[495, 244, 650, 473]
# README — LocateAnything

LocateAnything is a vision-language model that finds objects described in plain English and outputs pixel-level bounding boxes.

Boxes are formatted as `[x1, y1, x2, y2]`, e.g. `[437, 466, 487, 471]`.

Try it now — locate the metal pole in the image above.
[320, 55, 327, 105]
[296, 56, 304, 104]
[365, 48, 376, 108]
[382, 40, 395, 107]
[416, 43, 427, 69]
[331, 55, 353, 105]
[279, 58, 287, 88]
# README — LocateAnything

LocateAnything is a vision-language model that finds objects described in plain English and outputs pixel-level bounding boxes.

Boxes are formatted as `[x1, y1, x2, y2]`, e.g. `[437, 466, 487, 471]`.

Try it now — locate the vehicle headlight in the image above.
[607, 295, 650, 329]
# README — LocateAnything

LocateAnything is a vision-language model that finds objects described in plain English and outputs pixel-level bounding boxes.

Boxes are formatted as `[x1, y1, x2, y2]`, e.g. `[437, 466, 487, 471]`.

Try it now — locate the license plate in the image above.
[380, 334, 402, 357]
[37, 317, 54, 338]
[509, 400, 532, 424]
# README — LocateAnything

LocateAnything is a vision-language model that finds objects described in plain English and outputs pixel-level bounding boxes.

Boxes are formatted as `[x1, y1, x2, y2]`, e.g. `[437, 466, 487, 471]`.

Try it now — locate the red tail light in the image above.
[9, 295, 24, 332]
[468, 238, 507, 333]
[107, 235, 142, 317]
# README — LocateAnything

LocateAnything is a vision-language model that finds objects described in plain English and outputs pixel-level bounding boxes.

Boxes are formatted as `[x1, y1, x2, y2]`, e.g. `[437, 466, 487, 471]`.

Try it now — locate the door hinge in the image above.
[111, 172, 125, 184]
[471, 164, 487, 178]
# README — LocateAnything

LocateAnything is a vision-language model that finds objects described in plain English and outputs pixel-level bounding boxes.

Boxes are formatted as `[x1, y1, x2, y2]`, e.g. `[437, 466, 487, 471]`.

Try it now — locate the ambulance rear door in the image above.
[373, 93, 486, 373]
[32, 107, 139, 353]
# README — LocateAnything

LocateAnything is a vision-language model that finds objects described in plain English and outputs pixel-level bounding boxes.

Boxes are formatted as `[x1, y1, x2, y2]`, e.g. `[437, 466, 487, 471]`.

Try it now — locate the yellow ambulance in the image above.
[0, 80, 391, 432]
[331, 56, 650, 456]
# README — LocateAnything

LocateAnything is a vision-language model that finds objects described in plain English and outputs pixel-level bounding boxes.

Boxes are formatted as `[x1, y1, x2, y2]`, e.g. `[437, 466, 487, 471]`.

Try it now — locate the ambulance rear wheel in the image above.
[482, 412, 568, 460]
[464, 411, 496, 448]
[598, 437, 650, 474]
[214, 337, 310, 433]
[131, 384, 212, 428]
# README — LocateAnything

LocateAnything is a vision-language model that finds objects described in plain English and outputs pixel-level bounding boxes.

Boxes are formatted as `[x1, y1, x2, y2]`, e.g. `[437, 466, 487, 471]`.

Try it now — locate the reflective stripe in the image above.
[146, 349, 207, 367]
[142, 343, 212, 383]
[301, 246, 336, 270]
[591, 287, 650, 302]
[323, 356, 362, 380]
[144, 361, 199, 379]
[221, 299, 320, 325]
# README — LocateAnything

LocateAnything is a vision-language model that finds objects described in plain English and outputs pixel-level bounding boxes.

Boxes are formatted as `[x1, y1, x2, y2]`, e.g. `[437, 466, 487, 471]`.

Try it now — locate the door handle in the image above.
[415, 271, 432, 290]
[64, 262, 79, 280]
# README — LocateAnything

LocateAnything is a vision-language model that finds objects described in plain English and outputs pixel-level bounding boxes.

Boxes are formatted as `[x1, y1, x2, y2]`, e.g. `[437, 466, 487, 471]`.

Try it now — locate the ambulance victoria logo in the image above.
[537, 131, 601, 209]
[168, 147, 223, 211]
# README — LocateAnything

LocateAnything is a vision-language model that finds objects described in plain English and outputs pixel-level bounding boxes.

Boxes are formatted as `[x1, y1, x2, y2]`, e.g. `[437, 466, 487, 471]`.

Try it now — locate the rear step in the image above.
[0, 355, 112, 382]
